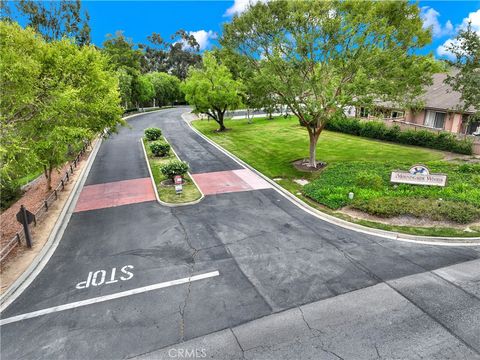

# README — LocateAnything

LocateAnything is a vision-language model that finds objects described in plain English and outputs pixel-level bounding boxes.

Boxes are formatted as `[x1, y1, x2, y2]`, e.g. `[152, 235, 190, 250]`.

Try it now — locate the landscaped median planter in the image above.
[142, 127, 202, 205]
[192, 116, 480, 238]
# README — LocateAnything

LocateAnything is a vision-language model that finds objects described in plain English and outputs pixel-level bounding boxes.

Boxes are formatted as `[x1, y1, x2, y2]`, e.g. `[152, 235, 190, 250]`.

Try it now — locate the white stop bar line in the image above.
[0, 270, 220, 326]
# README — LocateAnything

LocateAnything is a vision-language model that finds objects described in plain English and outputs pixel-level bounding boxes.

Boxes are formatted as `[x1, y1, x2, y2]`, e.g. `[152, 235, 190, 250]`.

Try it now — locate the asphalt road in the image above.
[1, 107, 479, 360]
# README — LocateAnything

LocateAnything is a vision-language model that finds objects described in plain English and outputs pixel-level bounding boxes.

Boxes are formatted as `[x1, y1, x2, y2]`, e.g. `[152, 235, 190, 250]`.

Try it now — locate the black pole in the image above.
[20, 205, 33, 248]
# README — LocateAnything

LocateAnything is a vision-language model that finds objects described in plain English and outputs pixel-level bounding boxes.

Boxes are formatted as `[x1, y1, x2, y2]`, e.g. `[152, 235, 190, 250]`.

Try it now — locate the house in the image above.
[351, 72, 479, 136]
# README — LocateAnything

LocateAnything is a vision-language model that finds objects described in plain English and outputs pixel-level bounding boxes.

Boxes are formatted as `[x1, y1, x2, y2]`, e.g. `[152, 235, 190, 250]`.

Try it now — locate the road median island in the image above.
[186, 113, 480, 244]
[141, 132, 203, 206]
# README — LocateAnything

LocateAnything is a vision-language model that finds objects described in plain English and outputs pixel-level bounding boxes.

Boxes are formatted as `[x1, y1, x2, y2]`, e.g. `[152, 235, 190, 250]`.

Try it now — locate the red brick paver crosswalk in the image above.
[191, 169, 271, 196]
[75, 178, 156, 212]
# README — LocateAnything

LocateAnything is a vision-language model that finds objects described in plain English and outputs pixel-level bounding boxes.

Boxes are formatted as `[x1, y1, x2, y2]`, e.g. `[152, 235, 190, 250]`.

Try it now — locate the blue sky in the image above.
[14, 1, 480, 58]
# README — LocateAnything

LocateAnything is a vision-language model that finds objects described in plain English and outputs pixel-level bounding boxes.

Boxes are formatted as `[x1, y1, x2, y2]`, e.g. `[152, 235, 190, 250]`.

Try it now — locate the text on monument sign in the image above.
[390, 165, 447, 187]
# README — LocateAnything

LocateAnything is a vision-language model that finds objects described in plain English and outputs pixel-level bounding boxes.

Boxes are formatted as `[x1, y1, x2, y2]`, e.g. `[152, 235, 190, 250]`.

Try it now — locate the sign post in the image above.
[16, 205, 35, 248]
[174, 175, 183, 195]
[390, 165, 447, 187]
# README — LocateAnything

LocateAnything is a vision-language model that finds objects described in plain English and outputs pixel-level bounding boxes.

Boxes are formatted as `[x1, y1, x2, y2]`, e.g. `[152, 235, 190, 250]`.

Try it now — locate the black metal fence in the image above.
[0, 140, 92, 263]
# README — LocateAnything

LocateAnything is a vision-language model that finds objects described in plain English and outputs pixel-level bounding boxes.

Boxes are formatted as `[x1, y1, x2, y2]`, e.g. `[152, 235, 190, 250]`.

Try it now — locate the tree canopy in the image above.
[147, 72, 183, 106]
[444, 22, 480, 123]
[0, 21, 123, 194]
[182, 52, 243, 131]
[139, 30, 202, 79]
[221, 0, 438, 166]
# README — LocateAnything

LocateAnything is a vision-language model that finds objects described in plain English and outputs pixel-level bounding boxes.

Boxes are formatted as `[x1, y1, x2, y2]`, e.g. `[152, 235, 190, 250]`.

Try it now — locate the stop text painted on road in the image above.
[76, 265, 134, 289]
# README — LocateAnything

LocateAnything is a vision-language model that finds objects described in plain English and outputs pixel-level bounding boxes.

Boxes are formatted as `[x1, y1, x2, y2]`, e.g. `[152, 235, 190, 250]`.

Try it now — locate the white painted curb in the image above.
[140, 137, 204, 207]
[182, 112, 480, 247]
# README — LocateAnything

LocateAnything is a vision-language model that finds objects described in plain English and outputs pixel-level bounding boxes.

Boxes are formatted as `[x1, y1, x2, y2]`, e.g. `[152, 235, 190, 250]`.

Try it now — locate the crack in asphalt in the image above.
[171, 209, 199, 342]
[230, 329, 246, 360]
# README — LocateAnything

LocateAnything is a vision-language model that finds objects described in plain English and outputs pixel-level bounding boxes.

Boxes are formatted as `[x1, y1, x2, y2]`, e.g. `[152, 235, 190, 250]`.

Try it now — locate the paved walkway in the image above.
[1, 107, 479, 359]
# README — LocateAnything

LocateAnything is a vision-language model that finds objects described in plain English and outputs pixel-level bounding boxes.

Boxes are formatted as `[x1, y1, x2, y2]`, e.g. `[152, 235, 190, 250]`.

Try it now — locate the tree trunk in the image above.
[307, 128, 321, 168]
[216, 111, 226, 131]
[46, 165, 53, 190]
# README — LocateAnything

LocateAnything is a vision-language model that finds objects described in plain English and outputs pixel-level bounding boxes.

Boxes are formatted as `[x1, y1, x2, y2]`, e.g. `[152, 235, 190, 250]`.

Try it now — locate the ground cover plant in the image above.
[303, 162, 480, 224]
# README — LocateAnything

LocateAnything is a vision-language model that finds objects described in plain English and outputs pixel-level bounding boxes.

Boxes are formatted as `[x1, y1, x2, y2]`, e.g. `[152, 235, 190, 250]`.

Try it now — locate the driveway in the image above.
[1, 107, 479, 359]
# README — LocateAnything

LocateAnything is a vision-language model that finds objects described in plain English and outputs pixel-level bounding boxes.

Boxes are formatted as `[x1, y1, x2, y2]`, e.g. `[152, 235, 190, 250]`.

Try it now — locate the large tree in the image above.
[102, 31, 143, 109]
[146, 72, 183, 107]
[135, 74, 155, 108]
[444, 22, 480, 126]
[221, 0, 437, 167]
[139, 30, 202, 79]
[1, 21, 123, 191]
[182, 52, 243, 131]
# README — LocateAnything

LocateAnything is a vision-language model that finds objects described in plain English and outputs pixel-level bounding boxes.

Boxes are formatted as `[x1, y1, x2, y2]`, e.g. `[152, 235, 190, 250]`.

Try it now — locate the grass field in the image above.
[143, 138, 202, 204]
[193, 116, 480, 237]
[193, 116, 443, 179]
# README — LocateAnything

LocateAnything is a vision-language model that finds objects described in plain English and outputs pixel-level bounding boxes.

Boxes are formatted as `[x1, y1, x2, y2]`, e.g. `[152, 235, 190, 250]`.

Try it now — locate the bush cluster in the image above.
[353, 197, 480, 224]
[145, 127, 162, 141]
[325, 117, 473, 155]
[160, 160, 189, 180]
[149, 141, 170, 157]
[303, 161, 480, 224]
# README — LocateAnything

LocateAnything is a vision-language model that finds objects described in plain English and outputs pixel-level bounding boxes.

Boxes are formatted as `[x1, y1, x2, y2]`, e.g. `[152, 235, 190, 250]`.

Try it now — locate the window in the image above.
[465, 115, 480, 135]
[359, 107, 369, 118]
[424, 111, 446, 129]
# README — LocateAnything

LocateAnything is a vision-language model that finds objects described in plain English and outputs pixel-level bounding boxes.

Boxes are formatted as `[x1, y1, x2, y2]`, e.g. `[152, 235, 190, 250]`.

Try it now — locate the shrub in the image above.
[437, 201, 480, 224]
[352, 197, 409, 218]
[355, 171, 384, 190]
[160, 160, 189, 180]
[145, 127, 162, 141]
[325, 116, 473, 154]
[0, 178, 21, 210]
[149, 141, 170, 157]
[352, 197, 480, 224]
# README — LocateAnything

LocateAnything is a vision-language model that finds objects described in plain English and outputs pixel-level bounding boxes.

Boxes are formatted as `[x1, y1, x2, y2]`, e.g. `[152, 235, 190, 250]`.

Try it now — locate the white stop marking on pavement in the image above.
[76, 265, 134, 289]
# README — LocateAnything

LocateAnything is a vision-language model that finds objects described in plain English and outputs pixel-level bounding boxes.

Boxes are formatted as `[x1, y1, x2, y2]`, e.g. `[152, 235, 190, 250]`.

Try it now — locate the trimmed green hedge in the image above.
[325, 117, 473, 155]
[160, 160, 189, 180]
[145, 127, 162, 141]
[149, 141, 170, 157]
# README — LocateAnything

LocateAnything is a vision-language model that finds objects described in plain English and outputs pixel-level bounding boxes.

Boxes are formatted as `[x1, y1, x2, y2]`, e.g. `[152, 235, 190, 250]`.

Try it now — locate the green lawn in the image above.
[193, 116, 443, 179]
[143, 138, 202, 204]
[193, 116, 480, 237]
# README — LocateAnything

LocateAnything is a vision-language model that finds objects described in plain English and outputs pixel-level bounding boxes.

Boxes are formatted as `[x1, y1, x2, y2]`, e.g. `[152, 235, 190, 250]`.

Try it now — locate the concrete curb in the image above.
[182, 112, 480, 247]
[140, 138, 204, 207]
[0, 137, 103, 311]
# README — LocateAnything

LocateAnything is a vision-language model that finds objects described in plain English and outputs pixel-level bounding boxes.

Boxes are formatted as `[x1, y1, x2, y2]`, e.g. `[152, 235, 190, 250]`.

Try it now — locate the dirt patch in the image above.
[292, 159, 326, 172]
[0, 141, 95, 294]
[340, 206, 480, 230]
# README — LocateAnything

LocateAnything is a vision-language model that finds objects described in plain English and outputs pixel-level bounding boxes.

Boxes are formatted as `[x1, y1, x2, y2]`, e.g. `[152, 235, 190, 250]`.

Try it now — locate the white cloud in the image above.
[421, 6, 454, 38]
[436, 9, 480, 59]
[224, 0, 266, 17]
[458, 8, 480, 33]
[436, 38, 458, 59]
[186, 30, 218, 50]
